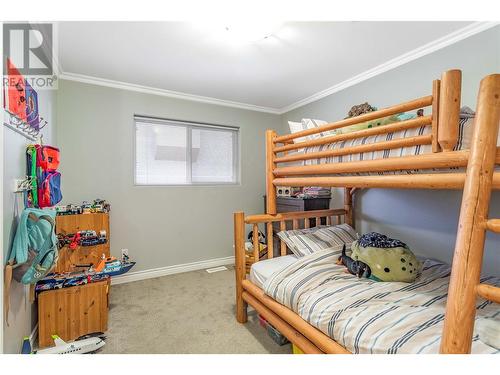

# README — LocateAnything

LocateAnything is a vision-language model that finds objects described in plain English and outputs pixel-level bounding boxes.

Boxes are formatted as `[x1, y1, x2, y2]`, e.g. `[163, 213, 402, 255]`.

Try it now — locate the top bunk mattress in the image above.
[263, 247, 500, 354]
[285, 107, 500, 175]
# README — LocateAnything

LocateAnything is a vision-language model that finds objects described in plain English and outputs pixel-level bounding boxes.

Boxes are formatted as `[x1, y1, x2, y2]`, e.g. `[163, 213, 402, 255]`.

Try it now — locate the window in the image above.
[135, 116, 239, 185]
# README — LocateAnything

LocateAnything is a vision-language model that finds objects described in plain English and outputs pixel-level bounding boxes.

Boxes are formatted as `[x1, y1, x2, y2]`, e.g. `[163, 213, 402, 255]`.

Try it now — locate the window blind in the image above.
[135, 116, 239, 185]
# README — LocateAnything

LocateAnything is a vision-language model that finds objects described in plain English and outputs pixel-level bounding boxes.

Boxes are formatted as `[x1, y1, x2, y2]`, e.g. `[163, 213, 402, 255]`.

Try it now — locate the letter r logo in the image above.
[3, 23, 53, 76]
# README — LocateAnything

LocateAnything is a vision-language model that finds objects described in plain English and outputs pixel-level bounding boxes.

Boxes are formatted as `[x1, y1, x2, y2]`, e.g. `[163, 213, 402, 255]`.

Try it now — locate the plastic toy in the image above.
[35, 270, 109, 293]
[57, 230, 107, 249]
[92, 254, 135, 276]
[336, 244, 371, 278]
[351, 232, 421, 282]
[33, 334, 105, 354]
[55, 199, 110, 216]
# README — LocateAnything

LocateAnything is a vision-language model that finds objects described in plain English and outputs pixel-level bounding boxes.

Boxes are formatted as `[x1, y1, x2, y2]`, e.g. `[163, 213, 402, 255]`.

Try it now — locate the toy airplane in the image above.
[35, 334, 105, 354]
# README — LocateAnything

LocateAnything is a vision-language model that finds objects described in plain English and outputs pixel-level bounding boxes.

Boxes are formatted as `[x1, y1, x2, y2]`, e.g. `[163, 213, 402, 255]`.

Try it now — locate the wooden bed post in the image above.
[234, 211, 248, 323]
[431, 79, 441, 152]
[438, 70, 461, 152]
[266, 130, 278, 214]
[344, 188, 354, 227]
[440, 74, 500, 353]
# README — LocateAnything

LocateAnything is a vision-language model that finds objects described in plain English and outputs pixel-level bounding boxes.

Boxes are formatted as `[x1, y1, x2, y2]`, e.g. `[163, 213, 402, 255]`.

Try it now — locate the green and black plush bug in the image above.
[351, 232, 421, 283]
[336, 244, 372, 278]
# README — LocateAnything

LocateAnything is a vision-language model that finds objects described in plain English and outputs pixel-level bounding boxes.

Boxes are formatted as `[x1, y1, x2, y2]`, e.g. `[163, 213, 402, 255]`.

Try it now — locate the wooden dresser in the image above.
[263, 196, 331, 256]
[37, 212, 110, 348]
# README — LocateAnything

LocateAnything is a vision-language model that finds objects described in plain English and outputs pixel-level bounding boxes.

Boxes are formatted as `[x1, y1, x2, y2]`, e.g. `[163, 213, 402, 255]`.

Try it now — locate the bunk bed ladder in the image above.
[440, 74, 500, 354]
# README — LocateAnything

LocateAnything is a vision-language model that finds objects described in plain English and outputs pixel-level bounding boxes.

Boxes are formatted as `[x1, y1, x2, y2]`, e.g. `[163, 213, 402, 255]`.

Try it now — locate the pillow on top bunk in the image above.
[288, 121, 309, 143]
[287, 118, 334, 144]
[277, 223, 358, 257]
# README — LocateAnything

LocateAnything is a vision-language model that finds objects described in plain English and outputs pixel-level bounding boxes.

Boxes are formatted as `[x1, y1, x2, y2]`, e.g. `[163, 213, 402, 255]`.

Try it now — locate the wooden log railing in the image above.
[273, 173, 500, 190]
[274, 134, 433, 164]
[243, 209, 347, 261]
[440, 73, 500, 353]
[273, 115, 432, 154]
[438, 69, 462, 152]
[274, 149, 471, 177]
[265, 70, 463, 216]
[274, 95, 434, 144]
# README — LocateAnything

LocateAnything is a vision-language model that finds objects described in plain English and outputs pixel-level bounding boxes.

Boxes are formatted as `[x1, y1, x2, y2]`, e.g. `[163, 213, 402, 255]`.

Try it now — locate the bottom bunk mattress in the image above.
[249, 255, 298, 289]
[262, 247, 500, 354]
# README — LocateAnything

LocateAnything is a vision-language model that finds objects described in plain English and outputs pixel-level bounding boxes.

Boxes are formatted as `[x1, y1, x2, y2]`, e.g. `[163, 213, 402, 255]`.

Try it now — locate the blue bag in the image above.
[9, 208, 58, 284]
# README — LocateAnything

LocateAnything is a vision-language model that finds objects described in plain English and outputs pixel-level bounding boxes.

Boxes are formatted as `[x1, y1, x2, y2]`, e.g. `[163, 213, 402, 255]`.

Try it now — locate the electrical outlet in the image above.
[121, 248, 129, 257]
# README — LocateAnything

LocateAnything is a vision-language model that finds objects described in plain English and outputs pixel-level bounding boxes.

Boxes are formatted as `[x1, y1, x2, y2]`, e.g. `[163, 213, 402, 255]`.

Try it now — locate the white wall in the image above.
[56, 80, 284, 273]
[281, 26, 500, 275]
[2, 89, 57, 353]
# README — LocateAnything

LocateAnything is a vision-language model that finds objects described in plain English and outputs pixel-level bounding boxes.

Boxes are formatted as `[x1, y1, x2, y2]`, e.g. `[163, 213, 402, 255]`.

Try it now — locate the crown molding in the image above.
[59, 22, 497, 116]
[58, 71, 281, 114]
[279, 21, 499, 114]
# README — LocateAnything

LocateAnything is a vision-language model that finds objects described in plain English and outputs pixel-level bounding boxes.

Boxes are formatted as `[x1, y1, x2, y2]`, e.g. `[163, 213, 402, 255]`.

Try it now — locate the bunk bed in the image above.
[234, 70, 500, 354]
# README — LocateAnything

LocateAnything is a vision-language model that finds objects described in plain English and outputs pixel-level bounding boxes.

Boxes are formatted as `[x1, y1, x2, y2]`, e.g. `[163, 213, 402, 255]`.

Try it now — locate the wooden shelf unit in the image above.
[55, 212, 110, 272]
[38, 212, 111, 348]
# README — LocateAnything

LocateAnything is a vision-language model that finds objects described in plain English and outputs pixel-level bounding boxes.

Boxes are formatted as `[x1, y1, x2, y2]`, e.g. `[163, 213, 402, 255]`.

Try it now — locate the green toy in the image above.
[351, 232, 421, 283]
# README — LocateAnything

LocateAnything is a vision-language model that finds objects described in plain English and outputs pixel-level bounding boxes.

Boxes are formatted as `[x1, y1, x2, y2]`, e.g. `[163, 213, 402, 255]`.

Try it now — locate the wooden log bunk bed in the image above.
[234, 70, 500, 354]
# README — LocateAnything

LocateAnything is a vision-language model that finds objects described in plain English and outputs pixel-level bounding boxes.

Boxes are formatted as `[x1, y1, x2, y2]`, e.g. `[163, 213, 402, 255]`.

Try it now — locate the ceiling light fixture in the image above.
[222, 21, 283, 43]
[196, 20, 283, 44]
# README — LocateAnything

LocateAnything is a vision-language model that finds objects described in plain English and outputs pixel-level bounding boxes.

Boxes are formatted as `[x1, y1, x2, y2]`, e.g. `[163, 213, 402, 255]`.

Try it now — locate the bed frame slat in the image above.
[274, 134, 432, 164]
[280, 220, 286, 256]
[274, 115, 432, 154]
[275, 95, 433, 144]
[273, 172, 500, 190]
[252, 224, 260, 268]
[266, 222, 274, 259]
[273, 149, 476, 177]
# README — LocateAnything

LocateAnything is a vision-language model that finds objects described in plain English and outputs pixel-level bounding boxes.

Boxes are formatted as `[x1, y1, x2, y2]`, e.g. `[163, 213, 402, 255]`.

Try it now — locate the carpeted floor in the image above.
[101, 266, 292, 354]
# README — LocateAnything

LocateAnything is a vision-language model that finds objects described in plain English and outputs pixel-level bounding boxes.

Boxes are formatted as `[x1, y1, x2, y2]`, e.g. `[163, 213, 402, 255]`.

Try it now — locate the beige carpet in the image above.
[101, 266, 292, 354]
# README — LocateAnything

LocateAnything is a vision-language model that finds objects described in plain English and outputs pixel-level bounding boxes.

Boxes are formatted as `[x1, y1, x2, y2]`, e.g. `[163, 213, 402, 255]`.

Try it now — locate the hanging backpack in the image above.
[25, 144, 62, 208]
[8, 208, 58, 284]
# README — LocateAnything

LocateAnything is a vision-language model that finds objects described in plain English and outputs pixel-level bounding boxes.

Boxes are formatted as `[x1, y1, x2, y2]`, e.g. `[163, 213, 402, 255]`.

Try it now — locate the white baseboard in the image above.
[111, 256, 235, 285]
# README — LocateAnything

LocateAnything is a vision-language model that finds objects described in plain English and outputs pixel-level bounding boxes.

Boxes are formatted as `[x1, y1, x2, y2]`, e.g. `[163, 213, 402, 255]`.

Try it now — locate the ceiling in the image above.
[58, 21, 478, 113]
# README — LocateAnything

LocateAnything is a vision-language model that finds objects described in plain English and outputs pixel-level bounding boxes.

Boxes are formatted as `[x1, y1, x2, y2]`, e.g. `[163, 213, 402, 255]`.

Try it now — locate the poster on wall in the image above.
[25, 80, 40, 130]
[5, 58, 27, 121]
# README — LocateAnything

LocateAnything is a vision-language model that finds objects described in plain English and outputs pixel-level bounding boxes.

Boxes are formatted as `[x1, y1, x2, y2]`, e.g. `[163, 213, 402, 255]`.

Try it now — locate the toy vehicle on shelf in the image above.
[55, 204, 83, 216]
[57, 230, 107, 248]
[35, 254, 135, 293]
[35, 271, 109, 293]
[54, 200, 110, 216]
[81, 201, 92, 214]
[93, 254, 135, 276]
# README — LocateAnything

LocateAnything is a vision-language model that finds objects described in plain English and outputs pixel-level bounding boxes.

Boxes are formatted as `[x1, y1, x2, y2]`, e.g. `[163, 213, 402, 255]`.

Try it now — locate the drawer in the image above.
[38, 280, 109, 348]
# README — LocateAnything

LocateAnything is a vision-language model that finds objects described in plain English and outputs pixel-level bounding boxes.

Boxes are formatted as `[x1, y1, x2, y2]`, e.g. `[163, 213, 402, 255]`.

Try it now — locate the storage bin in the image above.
[257, 314, 289, 346]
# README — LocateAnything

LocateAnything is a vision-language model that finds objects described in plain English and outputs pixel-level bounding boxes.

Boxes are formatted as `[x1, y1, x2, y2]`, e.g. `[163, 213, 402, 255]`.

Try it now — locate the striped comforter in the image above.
[299, 108, 475, 175]
[263, 247, 500, 354]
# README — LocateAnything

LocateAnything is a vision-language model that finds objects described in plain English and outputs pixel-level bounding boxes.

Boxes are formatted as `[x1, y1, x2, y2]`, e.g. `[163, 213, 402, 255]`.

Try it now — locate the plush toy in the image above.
[336, 101, 421, 135]
[350, 232, 421, 283]
[336, 244, 371, 278]
[245, 229, 268, 258]
[345, 102, 377, 118]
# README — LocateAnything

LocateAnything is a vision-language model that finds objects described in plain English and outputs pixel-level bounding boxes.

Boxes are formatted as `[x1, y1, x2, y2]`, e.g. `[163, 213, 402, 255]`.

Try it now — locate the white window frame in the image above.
[134, 115, 240, 186]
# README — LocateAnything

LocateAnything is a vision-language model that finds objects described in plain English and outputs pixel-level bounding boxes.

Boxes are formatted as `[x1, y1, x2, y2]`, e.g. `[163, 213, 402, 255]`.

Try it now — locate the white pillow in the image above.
[288, 118, 333, 144]
[301, 118, 333, 140]
[287, 121, 309, 143]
